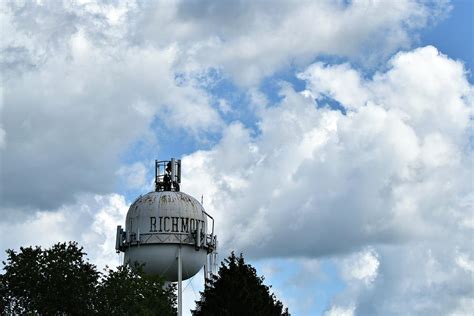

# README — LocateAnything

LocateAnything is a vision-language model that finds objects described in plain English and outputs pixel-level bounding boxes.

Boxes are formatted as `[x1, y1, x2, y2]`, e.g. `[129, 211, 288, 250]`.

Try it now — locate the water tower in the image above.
[115, 159, 218, 316]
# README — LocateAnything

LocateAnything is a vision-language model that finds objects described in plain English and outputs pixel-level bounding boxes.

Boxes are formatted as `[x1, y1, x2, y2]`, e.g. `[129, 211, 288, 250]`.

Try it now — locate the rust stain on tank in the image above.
[179, 195, 193, 204]
[129, 192, 203, 214]
[160, 194, 174, 204]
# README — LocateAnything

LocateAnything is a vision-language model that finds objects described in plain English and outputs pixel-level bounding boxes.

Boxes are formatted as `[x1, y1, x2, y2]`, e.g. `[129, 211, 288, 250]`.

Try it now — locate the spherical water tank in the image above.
[123, 191, 208, 281]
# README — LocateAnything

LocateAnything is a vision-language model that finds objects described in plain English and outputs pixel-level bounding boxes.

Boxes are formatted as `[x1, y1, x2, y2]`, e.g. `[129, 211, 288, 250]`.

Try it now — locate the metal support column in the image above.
[178, 245, 182, 316]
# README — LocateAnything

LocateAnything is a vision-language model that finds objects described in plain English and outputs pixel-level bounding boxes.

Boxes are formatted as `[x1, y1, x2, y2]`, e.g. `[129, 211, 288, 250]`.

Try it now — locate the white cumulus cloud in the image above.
[0, 193, 128, 270]
[130, 0, 450, 85]
[181, 46, 473, 314]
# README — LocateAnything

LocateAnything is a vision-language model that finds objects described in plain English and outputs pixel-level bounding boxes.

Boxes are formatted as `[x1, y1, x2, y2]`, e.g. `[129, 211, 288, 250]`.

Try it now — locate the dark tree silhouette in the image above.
[0, 242, 176, 315]
[192, 252, 290, 316]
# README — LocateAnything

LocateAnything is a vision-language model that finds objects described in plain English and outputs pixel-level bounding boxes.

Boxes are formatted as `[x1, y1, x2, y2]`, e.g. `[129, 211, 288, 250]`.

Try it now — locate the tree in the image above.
[97, 264, 176, 316]
[1, 242, 99, 315]
[1, 242, 176, 315]
[192, 252, 290, 316]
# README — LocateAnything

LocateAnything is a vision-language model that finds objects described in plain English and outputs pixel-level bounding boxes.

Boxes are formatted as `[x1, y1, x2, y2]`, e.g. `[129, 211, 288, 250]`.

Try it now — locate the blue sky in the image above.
[421, 0, 473, 74]
[1, 1, 473, 315]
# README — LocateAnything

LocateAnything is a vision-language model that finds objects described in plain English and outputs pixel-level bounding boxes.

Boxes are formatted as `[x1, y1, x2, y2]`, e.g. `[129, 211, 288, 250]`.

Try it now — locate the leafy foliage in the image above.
[97, 264, 176, 316]
[1, 242, 99, 315]
[0, 242, 176, 315]
[192, 252, 289, 316]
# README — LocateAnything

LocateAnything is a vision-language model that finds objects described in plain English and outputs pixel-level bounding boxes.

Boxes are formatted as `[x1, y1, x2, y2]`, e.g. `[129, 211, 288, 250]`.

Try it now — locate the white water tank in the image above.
[116, 159, 217, 282]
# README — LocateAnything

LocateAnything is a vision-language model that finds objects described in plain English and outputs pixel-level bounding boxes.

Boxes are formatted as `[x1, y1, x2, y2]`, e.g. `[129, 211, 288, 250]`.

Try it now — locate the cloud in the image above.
[1, 1, 222, 210]
[116, 162, 147, 189]
[325, 305, 355, 316]
[1, 1, 470, 314]
[341, 248, 379, 286]
[0, 193, 127, 270]
[180, 46, 473, 314]
[0, 0, 452, 210]
[349, 242, 474, 315]
[183, 46, 472, 256]
[130, 0, 450, 86]
[0, 127, 5, 149]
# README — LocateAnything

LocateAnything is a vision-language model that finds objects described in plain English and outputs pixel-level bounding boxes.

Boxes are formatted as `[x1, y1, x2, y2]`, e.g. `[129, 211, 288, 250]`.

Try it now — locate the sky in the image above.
[0, 0, 473, 315]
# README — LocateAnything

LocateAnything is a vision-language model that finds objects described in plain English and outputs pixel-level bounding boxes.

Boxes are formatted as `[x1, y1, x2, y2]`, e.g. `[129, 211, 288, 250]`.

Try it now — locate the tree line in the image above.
[1, 242, 289, 315]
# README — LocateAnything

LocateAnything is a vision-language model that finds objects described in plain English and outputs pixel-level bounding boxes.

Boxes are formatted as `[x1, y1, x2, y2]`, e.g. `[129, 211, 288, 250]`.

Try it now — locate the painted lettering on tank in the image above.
[150, 217, 157, 232]
[150, 216, 205, 234]
[171, 217, 179, 232]
[181, 218, 189, 233]
[164, 216, 170, 232]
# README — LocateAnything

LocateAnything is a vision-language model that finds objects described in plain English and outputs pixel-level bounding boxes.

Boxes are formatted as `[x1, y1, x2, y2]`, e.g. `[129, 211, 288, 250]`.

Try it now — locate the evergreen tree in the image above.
[192, 252, 289, 316]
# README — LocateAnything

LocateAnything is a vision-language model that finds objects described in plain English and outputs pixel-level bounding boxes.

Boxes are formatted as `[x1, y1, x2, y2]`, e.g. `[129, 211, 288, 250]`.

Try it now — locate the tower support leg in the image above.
[204, 255, 208, 283]
[178, 245, 182, 316]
